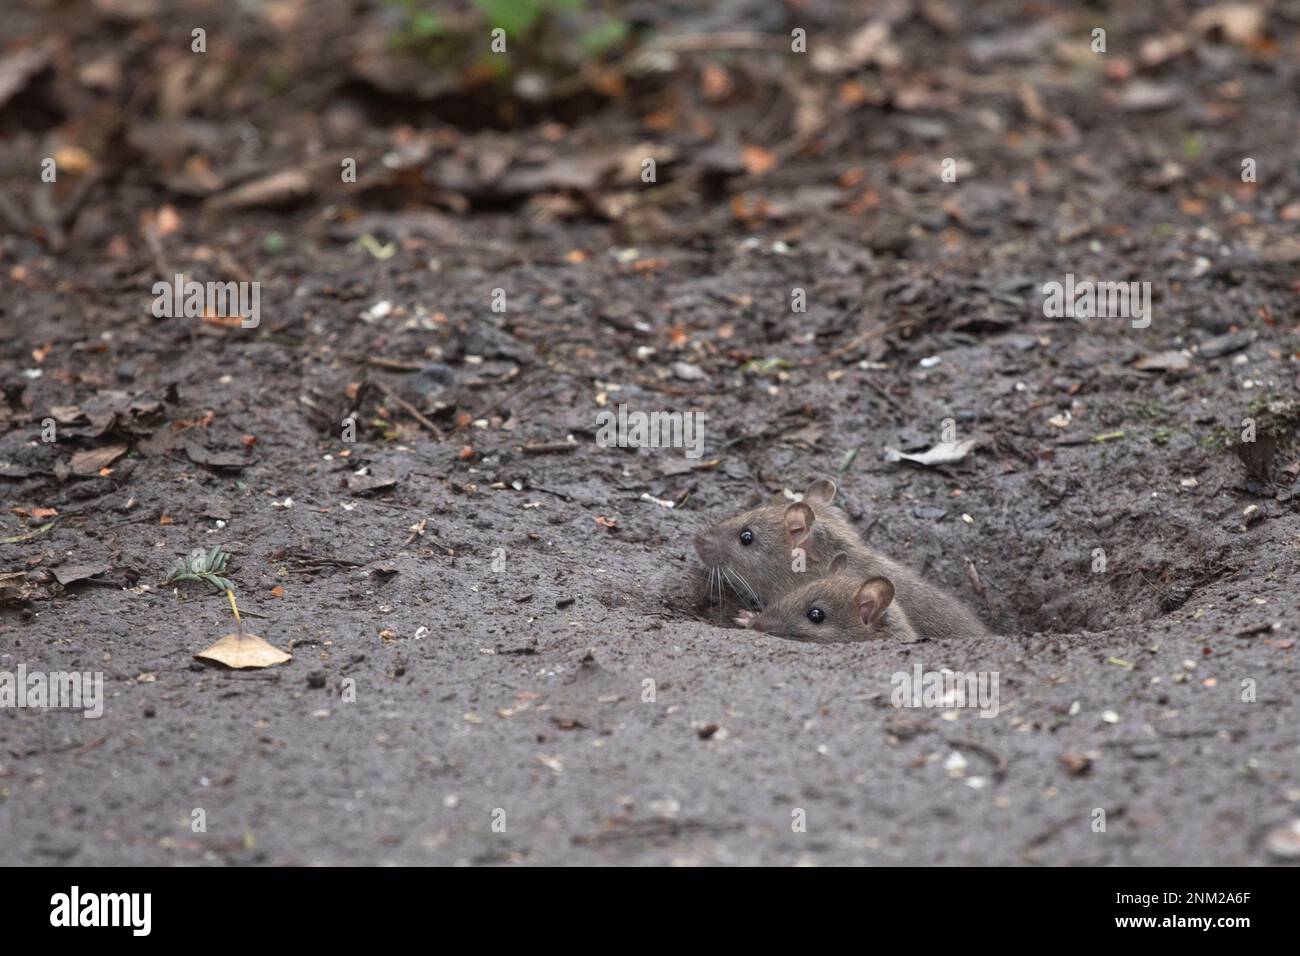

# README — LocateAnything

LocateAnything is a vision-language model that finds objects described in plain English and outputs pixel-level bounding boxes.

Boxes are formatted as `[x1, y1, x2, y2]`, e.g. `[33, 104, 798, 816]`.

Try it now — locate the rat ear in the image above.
[829, 552, 849, 573]
[784, 502, 815, 547]
[855, 576, 895, 627]
[803, 478, 837, 506]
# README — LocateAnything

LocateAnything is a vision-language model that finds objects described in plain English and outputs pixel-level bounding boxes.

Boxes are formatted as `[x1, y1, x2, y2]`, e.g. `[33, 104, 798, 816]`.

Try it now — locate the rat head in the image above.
[693, 478, 849, 607]
[740, 553, 899, 642]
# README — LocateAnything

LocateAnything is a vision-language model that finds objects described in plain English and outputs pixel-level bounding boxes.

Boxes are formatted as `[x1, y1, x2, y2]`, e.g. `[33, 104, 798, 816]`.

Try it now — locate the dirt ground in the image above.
[2, 0, 1298, 865]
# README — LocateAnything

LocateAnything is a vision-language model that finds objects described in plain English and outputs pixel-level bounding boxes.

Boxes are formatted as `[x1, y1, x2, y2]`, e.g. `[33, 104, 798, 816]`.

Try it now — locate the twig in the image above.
[799, 317, 916, 366]
[521, 441, 578, 455]
[366, 357, 425, 372]
[453, 379, 536, 432]
[372, 380, 444, 438]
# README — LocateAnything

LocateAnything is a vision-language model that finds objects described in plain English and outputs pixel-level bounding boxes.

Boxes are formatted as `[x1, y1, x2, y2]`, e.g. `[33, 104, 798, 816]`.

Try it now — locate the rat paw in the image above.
[734, 610, 756, 628]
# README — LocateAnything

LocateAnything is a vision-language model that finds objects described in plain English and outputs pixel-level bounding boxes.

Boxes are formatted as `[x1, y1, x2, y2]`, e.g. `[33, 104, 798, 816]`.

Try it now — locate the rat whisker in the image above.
[723, 566, 762, 610]
[739, 572, 764, 609]
[720, 567, 741, 605]
[734, 569, 763, 609]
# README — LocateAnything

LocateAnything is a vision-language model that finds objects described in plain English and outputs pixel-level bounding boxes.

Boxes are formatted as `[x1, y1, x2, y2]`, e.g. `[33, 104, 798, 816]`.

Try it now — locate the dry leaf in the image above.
[53, 562, 112, 586]
[885, 439, 978, 467]
[195, 632, 292, 669]
[1134, 350, 1191, 373]
[71, 444, 127, 475]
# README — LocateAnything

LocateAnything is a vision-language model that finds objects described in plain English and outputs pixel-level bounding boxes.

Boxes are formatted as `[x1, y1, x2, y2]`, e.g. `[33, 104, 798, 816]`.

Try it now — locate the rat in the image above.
[693, 477, 987, 640]
[735, 553, 916, 642]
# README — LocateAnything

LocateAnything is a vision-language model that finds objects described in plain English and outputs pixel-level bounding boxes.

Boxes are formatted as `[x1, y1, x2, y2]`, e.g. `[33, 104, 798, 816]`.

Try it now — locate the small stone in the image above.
[1060, 752, 1092, 776]
[1264, 819, 1300, 860]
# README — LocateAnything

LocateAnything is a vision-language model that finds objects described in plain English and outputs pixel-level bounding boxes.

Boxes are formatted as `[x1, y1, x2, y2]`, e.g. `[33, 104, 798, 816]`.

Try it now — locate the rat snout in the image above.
[693, 530, 721, 566]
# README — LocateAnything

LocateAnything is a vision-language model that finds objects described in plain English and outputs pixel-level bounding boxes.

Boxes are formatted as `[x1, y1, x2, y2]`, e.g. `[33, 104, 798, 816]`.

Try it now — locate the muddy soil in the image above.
[1, 0, 1298, 865]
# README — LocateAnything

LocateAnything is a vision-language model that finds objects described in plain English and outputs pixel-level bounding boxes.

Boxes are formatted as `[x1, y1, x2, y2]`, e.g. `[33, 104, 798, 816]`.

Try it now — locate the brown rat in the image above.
[694, 477, 987, 640]
[736, 554, 917, 643]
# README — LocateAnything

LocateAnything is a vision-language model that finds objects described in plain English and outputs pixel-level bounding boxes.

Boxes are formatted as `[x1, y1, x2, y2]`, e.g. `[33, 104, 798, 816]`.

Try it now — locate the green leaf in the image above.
[474, 0, 542, 37]
[580, 17, 628, 55]
[410, 10, 444, 39]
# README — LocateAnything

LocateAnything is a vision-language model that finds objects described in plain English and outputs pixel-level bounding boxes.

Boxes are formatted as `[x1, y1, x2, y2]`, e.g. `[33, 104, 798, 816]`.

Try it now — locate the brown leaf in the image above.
[53, 562, 112, 586]
[70, 444, 127, 476]
[184, 440, 249, 470]
[195, 632, 292, 669]
[0, 570, 40, 605]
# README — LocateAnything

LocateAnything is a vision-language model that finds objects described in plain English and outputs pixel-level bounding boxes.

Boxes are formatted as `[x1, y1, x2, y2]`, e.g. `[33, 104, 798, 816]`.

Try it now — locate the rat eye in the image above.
[739, 528, 754, 546]
[807, 607, 825, 624]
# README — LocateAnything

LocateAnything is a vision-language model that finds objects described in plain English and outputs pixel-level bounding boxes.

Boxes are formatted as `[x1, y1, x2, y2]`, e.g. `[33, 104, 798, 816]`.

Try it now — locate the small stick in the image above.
[800, 317, 916, 366]
[521, 441, 578, 455]
[372, 381, 444, 438]
[454, 379, 535, 432]
[367, 357, 425, 372]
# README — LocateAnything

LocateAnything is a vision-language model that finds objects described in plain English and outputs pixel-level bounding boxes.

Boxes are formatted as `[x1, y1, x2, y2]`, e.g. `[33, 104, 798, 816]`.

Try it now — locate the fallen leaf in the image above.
[347, 471, 398, 494]
[71, 444, 127, 475]
[269, 585, 285, 598]
[52, 562, 112, 586]
[195, 632, 292, 669]
[884, 439, 978, 467]
[184, 440, 249, 469]
[1134, 350, 1191, 373]
[0, 570, 40, 604]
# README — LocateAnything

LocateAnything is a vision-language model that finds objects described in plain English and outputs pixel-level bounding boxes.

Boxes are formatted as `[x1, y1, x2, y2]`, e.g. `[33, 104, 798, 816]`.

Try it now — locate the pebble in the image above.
[1264, 820, 1300, 860]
